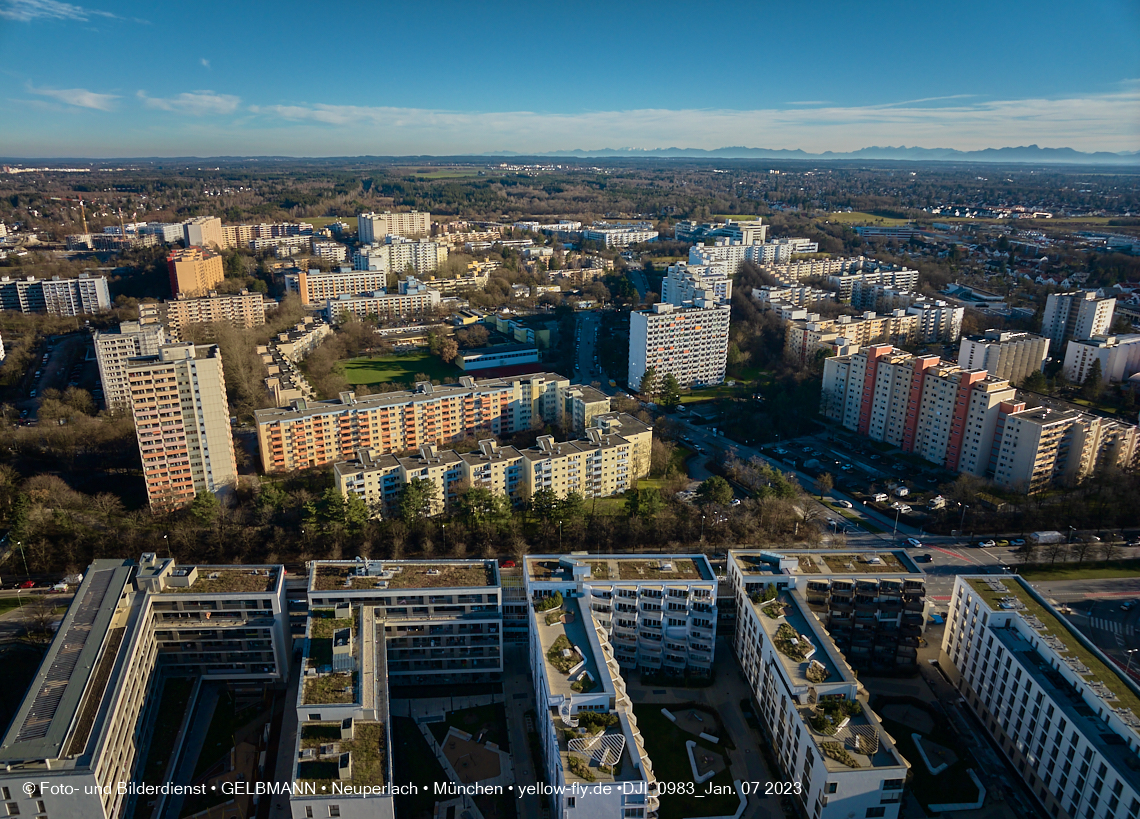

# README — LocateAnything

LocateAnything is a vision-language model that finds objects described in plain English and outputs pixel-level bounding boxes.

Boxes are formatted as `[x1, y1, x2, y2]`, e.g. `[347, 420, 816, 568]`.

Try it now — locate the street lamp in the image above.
[959, 504, 969, 534]
[1068, 525, 1076, 544]
[701, 515, 706, 542]
[16, 540, 29, 579]
[893, 506, 901, 536]
[1127, 649, 1138, 678]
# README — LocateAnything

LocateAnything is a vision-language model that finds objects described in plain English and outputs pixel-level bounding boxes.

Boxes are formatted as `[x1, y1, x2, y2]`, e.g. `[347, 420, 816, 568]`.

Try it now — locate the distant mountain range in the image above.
[484, 144, 1140, 165]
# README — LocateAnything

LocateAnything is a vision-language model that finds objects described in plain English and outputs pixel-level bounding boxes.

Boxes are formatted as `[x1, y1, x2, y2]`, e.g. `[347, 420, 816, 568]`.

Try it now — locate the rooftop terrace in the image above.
[965, 577, 1140, 722]
[734, 550, 912, 576]
[311, 561, 495, 591]
[534, 597, 603, 700]
[296, 720, 387, 791]
[528, 555, 711, 582]
[163, 566, 279, 594]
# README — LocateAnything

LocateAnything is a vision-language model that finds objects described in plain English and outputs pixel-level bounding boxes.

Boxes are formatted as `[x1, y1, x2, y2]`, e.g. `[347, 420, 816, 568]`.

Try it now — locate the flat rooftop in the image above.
[533, 597, 602, 700]
[528, 555, 712, 582]
[311, 560, 497, 591]
[734, 550, 915, 576]
[752, 591, 843, 689]
[965, 577, 1140, 720]
[162, 566, 279, 594]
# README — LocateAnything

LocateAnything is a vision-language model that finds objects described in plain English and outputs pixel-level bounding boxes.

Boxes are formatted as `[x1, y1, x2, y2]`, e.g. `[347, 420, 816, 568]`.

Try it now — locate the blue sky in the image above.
[1, 0, 1138, 157]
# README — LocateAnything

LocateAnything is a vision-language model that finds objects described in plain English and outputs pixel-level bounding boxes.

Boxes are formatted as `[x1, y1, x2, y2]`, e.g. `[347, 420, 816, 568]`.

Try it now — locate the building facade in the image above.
[284, 268, 390, 304]
[126, 343, 238, 511]
[93, 320, 169, 411]
[182, 215, 226, 249]
[785, 311, 919, 366]
[958, 330, 1051, 387]
[1062, 335, 1140, 384]
[0, 273, 111, 315]
[323, 279, 441, 322]
[357, 210, 431, 241]
[628, 301, 731, 390]
[1042, 291, 1116, 348]
[941, 575, 1140, 819]
[167, 246, 224, 298]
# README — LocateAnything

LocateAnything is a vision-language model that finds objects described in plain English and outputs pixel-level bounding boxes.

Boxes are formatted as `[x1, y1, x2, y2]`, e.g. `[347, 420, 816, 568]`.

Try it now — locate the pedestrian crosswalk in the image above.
[1090, 617, 1135, 636]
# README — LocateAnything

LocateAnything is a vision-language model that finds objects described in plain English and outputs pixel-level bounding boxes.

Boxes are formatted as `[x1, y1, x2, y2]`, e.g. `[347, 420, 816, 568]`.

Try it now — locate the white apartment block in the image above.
[529, 594, 656, 819]
[660, 262, 732, 305]
[688, 237, 817, 269]
[0, 554, 289, 819]
[93, 320, 169, 411]
[255, 372, 571, 472]
[310, 238, 348, 264]
[729, 551, 912, 819]
[628, 301, 730, 390]
[581, 222, 659, 247]
[284, 268, 390, 304]
[0, 274, 111, 315]
[762, 256, 873, 283]
[752, 285, 835, 309]
[786, 311, 918, 366]
[182, 215, 225, 248]
[674, 218, 768, 245]
[352, 239, 449, 274]
[833, 268, 920, 302]
[1043, 291, 1116, 347]
[126, 343, 238, 511]
[906, 298, 964, 343]
[1063, 334, 1140, 384]
[323, 279, 441, 322]
[958, 330, 1051, 386]
[357, 210, 431, 241]
[139, 222, 184, 242]
[942, 575, 1140, 819]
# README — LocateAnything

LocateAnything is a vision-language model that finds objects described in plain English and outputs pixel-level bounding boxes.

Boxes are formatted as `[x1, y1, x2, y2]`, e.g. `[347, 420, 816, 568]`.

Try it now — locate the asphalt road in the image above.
[573, 311, 602, 384]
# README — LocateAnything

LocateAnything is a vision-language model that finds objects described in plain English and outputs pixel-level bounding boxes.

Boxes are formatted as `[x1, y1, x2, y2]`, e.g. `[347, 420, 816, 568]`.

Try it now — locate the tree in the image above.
[696, 476, 733, 507]
[816, 472, 834, 500]
[1070, 538, 1095, 567]
[458, 486, 511, 525]
[659, 374, 681, 410]
[1081, 359, 1103, 401]
[638, 366, 658, 399]
[1018, 540, 1038, 566]
[1021, 369, 1048, 393]
[558, 492, 585, 521]
[1044, 541, 1069, 566]
[189, 491, 219, 524]
[399, 478, 438, 524]
[530, 488, 560, 522]
[439, 338, 459, 363]
[1099, 540, 1122, 565]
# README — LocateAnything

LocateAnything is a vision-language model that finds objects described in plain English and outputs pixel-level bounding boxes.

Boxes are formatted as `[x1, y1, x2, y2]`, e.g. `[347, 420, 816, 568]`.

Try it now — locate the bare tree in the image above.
[1044, 541, 1070, 566]
[1018, 541, 1039, 566]
[1099, 540, 1122, 565]
[1070, 539, 1096, 567]
[21, 594, 58, 643]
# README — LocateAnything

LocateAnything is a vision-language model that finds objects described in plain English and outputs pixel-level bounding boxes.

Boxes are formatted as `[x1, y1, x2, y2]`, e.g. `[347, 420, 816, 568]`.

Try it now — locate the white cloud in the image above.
[26, 83, 117, 110]
[250, 85, 1140, 154]
[0, 0, 145, 23]
[138, 90, 240, 116]
[200, 58, 210, 69]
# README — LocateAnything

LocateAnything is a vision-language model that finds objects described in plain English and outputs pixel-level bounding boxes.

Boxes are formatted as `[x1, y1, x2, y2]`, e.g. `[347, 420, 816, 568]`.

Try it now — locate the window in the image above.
[305, 809, 313, 819]
[566, 797, 576, 809]
[883, 779, 904, 791]
[827, 783, 838, 794]
[866, 809, 886, 818]
[328, 807, 340, 818]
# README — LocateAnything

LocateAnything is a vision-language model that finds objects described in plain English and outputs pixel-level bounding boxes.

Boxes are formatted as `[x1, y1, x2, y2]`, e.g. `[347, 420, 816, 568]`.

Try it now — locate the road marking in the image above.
[928, 544, 981, 565]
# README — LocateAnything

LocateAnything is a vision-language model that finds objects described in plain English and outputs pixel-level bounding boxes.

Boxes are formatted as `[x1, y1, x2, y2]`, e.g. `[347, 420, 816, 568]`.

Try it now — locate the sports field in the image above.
[823, 211, 911, 226]
[303, 216, 358, 231]
[337, 352, 459, 385]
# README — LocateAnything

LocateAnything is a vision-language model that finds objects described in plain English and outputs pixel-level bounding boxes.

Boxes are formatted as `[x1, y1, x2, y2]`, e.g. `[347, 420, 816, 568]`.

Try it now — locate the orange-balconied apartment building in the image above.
[127, 343, 237, 511]
[254, 372, 571, 472]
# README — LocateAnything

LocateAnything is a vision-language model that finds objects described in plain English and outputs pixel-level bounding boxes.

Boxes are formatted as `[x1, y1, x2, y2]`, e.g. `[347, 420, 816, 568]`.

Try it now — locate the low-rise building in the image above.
[581, 222, 658, 247]
[324, 278, 441, 322]
[284, 268, 390, 304]
[457, 343, 540, 371]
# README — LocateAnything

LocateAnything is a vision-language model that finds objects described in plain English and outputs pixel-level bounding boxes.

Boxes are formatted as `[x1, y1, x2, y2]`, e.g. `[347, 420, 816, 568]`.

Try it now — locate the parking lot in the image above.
[15, 331, 101, 420]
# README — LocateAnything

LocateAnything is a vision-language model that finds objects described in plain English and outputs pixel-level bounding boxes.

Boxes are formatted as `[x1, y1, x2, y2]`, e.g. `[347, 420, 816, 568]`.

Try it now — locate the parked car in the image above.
[915, 554, 933, 563]
[1122, 601, 1136, 612]
[977, 540, 997, 549]
[995, 539, 1010, 547]
[836, 500, 854, 509]
[904, 538, 923, 548]
[17, 580, 35, 589]
[1009, 538, 1026, 547]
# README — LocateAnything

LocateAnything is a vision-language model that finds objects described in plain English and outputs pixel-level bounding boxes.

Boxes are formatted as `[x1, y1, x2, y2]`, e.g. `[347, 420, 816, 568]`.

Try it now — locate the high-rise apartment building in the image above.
[357, 210, 431, 241]
[958, 330, 1051, 387]
[1062, 334, 1140, 384]
[941, 575, 1140, 819]
[660, 262, 732, 304]
[0, 273, 111, 315]
[167, 246, 225, 297]
[126, 343, 237, 511]
[283, 268, 390, 304]
[181, 215, 226, 249]
[141, 289, 271, 339]
[254, 372, 571, 473]
[785, 311, 919, 365]
[821, 346, 1139, 492]
[1042, 291, 1116, 347]
[93, 320, 169, 410]
[628, 301, 731, 390]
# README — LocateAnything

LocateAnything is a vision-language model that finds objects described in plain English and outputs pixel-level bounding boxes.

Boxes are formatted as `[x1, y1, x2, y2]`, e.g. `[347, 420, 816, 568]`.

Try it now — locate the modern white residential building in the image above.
[674, 218, 768, 245]
[905, 298, 965, 343]
[1062, 334, 1140, 384]
[0, 273, 111, 315]
[0, 554, 289, 819]
[182, 215, 225, 249]
[729, 550, 917, 819]
[93, 320, 169, 411]
[126, 343, 238, 511]
[357, 210, 431, 241]
[323, 278, 441, 322]
[628, 301, 731, 390]
[352, 239, 449, 274]
[1042, 291, 1116, 348]
[310, 238, 348, 264]
[958, 330, 1051, 387]
[941, 575, 1140, 819]
[581, 222, 659, 247]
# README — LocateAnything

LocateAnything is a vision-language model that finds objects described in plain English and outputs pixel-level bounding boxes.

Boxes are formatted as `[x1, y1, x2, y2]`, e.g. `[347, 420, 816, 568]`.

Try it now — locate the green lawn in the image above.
[395, 167, 483, 179]
[823, 211, 911, 226]
[678, 383, 748, 403]
[631, 704, 739, 819]
[393, 716, 449, 819]
[338, 352, 460, 386]
[303, 216, 358, 230]
[0, 597, 27, 615]
[821, 501, 885, 534]
[1020, 559, 1140, 581]
[711, 214, 758, 221]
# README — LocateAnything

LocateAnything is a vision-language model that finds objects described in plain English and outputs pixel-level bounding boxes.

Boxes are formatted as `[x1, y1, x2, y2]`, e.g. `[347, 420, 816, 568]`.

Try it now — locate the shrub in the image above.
[577, 712, 619, 732]
[820, 741, 861, 768]
[571, 676, 597, 693]
[546, 634, 578, 673]
[774, 623, 812, 661]
[536, 591, 564, 612]
[805, 661, 830, 683]
[566, 754, 596, 781]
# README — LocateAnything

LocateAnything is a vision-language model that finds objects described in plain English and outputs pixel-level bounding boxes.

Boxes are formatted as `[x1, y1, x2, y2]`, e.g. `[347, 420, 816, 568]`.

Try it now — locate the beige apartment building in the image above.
[141, 289, 270, 338]
[93, 320, 168, 411]
[357, 210, 431, 241]
[958, 330, 1050, 386]
[255, 372, 572, 472]
[323, 280, 441, 322]
[167, 245, 224, 297]
[283, 268, 390, 304]
[127, 343, 237, 511]
[786, 310, 919, 365]
[182, 215, 226, 249]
